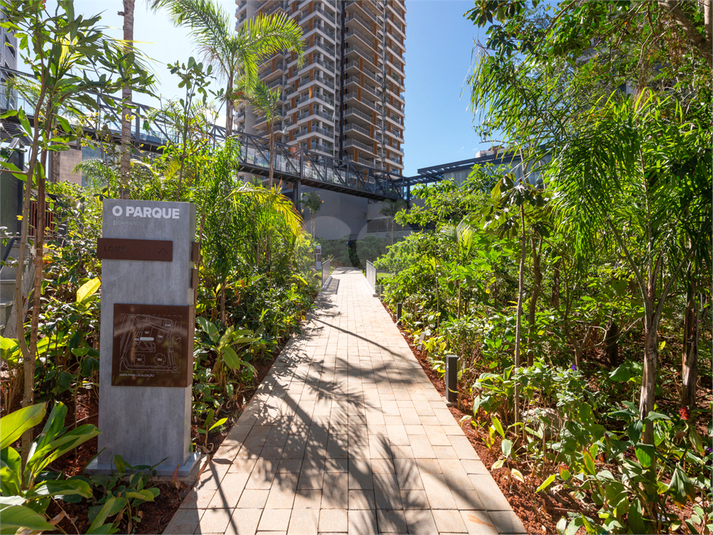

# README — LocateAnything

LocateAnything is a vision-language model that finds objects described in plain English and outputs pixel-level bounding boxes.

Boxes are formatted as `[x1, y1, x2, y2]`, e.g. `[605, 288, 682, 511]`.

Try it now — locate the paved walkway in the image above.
[165, 268, 526, 535]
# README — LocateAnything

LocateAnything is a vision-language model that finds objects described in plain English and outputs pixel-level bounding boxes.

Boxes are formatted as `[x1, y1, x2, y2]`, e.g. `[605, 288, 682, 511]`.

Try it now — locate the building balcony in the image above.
[343, 122, 375, 142]
[386, 4, 406, 25]
[345, 0, 379, 24]
[345, 152, 376, 167]
[345, 27, 376, 51]
[344, 107, 374, 124]
[345, 13, 375, 36]
[262, 1, 288, 17]
[344, 76, 379, 99]
[311, 56, 335, 71]
[344, 137, 377, 157]
[294, 109, 335, 123]
[344, 91, 380, 113]
[385, 127, 403, 140]
[313, 74, 335, 89]
[385, 142, 404, 156]
[344, 44, 377, 68]
[343, 60, 380, 85]
[311, 22, 336, 41]
[384, 99, 403, 114]
[386, 16, 406, 40]
[386, 154, 402, 166]
[260, 61, 288, 77]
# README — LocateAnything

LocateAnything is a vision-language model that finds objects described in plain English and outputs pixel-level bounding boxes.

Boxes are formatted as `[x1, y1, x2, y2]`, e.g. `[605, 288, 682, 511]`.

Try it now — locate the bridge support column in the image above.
[293, 180, 302, 213]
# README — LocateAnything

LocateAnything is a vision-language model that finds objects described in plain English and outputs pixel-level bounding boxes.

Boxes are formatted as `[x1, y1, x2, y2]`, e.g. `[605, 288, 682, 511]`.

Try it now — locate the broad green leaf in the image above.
[689, 427, 704, 455]
[634, 443, 655, 468]
[535, 473, 556, 493]
[77, 277, 101, 302]
[491, 415, 505, 438]
[197, 317, 219, 342]
[643, 411, 669, 423]
[114, 454, 126, 474]
[501, 438, 513, 458]
[125, 489, 156, 502]
[34, 402, 68, 455]
[25, 478, 93, 500]
[87, 496, 127, 533]
[491, 459, 505, 469]
[608, 365, 631, 383]
[221, 346, 242, 371]
[582, 450, 596, 475]
[0, 403, 46, 449]
[0, 505, 55, 534]
[510, 468, 524, 482]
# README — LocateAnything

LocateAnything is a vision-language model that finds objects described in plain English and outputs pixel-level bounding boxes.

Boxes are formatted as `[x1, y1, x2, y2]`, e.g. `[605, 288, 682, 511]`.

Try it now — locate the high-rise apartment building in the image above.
[235, 0, 406, 175]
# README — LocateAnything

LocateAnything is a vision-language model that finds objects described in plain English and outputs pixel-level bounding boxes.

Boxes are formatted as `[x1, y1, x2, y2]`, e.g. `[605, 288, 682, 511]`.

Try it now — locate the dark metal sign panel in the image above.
[112, 304, 192, 387]
[97, 238, 173, 262]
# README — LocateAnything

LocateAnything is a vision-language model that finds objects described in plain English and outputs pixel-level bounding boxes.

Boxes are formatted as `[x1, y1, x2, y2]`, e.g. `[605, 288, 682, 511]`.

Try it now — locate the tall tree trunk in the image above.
[526, 236, 541, 366]
[268, 120, 275, 187]
[551, 257, 561, 310]
[220, 279, 226, 325]
[641, 315, 659, 445]
[50, 151, 60, 183]
[513, 204, 526, 424]
[225, 77, 234, 137]
[19, 95, 52, 465]
[681, 274, 699, 414]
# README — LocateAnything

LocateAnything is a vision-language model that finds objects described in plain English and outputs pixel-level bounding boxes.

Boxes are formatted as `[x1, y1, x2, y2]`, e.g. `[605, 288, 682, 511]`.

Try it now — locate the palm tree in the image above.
[380, 198, 406, 245]
[236, 79, 281, 186]
[301, 191, 322, 238]
[155, 0, 303, 137]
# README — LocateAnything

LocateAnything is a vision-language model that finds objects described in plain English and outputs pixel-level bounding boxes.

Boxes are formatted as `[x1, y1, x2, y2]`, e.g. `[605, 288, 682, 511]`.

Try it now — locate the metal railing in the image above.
[344, 107, 373, 123]
[0, 68, 227, 151]
[234, 132, 400, 200]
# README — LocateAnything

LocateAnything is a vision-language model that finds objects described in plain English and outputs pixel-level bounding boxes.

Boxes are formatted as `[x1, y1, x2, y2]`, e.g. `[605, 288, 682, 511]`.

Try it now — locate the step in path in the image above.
[164, 268, 526, 535]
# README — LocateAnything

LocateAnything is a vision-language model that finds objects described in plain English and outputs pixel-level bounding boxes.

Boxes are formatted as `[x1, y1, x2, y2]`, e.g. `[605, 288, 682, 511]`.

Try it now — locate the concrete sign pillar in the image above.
[88, 199, 200, 477]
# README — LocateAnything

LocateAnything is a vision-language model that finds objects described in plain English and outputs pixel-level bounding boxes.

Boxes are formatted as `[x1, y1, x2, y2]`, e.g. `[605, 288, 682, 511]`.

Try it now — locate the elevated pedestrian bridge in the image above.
[235, 132, 400, 201]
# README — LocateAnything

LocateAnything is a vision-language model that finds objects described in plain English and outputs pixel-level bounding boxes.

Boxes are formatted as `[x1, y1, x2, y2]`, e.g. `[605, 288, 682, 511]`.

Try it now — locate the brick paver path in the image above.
[165, 268, 526, 535]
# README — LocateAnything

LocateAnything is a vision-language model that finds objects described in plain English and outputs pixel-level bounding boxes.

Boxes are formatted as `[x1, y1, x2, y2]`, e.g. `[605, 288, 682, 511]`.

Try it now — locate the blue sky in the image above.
[33, 0, 489, 177]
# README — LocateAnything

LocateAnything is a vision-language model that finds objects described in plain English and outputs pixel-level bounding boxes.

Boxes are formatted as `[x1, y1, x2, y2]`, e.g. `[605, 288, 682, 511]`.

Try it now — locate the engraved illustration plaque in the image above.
[97, 238, 173, 261]
[112, 303, 191, 387]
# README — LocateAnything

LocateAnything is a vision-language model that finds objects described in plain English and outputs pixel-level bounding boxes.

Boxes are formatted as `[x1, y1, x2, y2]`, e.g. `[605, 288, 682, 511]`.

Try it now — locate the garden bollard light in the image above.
[397, 302, 402, 323]
[446, 354, 458, 405]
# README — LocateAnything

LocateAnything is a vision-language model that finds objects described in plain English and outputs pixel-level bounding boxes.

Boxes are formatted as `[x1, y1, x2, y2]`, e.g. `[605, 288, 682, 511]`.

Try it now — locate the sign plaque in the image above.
[97, 238, 173, 261]
[112, 303, 191, 387]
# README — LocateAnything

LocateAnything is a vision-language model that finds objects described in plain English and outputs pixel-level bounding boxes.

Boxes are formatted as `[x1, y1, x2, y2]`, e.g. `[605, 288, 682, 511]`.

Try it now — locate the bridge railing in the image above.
[0, 68, 227, 150]
[233, 132, 402, 199]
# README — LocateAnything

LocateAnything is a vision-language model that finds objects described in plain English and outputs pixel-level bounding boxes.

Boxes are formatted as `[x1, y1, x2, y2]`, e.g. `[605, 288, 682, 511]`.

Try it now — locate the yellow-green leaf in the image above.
[535, 473, 556, 493]
[511, 468, 525, 482]
[77, 277, 101, 303]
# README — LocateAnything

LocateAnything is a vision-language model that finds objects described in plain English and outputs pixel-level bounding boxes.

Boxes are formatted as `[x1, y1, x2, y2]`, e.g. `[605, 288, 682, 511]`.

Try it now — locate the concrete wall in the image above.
[58, 147, 83, 185]
[309, 189, 369, 240]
